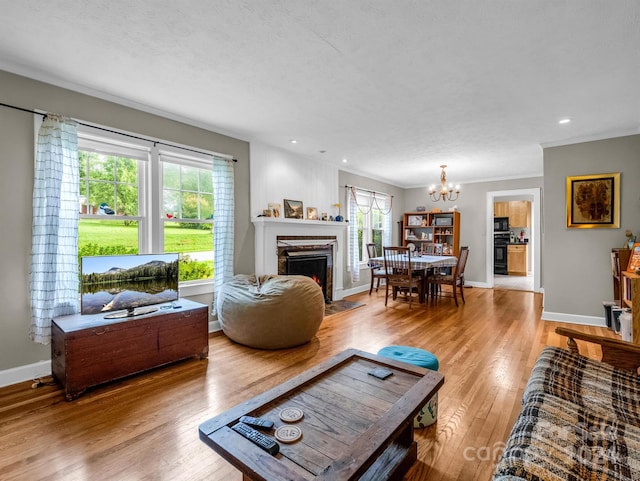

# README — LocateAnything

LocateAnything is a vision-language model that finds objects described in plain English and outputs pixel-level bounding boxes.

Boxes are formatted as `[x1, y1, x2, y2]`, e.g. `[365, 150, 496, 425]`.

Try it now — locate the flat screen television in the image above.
[80, 253, 179, 319]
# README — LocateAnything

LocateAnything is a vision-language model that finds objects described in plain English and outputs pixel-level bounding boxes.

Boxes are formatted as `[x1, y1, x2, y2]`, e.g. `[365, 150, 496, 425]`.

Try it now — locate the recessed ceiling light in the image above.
[342, 158, 348, 163]
[558, 118, 571, 124]
[290, 139, 297, 144]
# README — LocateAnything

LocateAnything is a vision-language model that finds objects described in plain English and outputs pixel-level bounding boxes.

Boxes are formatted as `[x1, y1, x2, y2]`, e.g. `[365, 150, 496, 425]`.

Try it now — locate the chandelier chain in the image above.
[429, 164, 460, 202]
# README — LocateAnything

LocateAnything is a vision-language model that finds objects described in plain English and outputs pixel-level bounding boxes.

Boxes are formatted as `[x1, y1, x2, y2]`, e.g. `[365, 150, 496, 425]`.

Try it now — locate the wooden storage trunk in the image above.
[51, 298, 209, 400]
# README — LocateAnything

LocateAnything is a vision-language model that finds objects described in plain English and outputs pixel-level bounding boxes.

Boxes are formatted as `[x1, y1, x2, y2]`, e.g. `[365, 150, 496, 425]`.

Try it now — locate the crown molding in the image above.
[540, 128, 640, 149]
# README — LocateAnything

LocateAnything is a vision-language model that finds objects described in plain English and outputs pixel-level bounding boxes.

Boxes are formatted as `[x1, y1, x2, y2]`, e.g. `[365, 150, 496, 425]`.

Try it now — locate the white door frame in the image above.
[485, 188, 541, 292]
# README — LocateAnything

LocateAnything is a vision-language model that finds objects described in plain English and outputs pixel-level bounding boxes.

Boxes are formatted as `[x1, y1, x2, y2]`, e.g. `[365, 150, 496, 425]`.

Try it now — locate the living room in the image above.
[2, 3, 640, 480]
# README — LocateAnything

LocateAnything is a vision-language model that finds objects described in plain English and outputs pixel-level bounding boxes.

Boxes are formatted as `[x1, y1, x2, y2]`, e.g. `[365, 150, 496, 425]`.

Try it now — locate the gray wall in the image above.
[404, 177, 544, 285]
[338, 170, 406, 292]
[543, 134, 640, 319]
[0, 70, 253, 371]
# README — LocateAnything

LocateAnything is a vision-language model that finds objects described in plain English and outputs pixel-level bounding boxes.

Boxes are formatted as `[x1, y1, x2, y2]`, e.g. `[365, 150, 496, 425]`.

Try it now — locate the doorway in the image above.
[485, 188, 541, 292]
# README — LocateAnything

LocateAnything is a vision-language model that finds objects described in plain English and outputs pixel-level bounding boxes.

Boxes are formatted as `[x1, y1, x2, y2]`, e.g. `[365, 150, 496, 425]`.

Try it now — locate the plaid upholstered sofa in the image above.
[493, 327, 640, 481]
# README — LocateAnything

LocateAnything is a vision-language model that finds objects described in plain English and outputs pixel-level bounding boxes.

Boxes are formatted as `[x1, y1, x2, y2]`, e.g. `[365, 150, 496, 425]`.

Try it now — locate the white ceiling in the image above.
[1, 1, 639, 188]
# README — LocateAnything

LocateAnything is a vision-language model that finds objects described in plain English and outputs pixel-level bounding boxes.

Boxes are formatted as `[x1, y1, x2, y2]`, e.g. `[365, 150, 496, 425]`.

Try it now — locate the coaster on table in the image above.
[279, 407, 304, 423]
[275, 424, 302, 443]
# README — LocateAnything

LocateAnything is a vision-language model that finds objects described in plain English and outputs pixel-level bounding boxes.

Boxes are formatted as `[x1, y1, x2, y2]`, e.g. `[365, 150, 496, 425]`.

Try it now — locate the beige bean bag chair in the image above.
[217, 274, 325, 349]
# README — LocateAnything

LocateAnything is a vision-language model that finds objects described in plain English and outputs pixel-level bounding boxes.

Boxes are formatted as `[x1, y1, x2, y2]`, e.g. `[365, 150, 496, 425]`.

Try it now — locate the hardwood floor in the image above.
[0, 287, 615, 481]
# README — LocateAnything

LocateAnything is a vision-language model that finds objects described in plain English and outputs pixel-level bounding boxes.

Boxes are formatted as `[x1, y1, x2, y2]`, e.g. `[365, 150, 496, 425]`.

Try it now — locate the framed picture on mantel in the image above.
[284, 199, 304, 219]
[566, 172, 620, 228]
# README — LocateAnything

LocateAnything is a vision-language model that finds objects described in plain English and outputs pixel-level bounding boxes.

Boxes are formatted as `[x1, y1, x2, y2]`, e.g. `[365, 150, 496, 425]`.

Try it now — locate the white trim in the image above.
[252, 217, 348, 301]
[541, 311, 607, 328]
[540, 128, 640, 149]
[0, 317, 223, 388]
[0, 360, 52, 388]
[463, 280, 490, 289]
[485, 188, 542, 293]
[180, 281, 213, 297]
[339, 285, 368, 298]
[4, 61, 247, 143]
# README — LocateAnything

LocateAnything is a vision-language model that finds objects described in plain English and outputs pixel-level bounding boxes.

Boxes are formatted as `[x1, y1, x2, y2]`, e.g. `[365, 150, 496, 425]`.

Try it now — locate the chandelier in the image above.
[428, 165, 460, 202]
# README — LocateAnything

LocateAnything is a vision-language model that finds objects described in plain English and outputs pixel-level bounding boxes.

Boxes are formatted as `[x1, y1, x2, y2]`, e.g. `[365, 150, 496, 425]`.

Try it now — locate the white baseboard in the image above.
[464, 281, 490, 289]
[541, 310, 607, 327]
[0, 360, 52, 388]
[339, 285, 370, 298]
[1, 323, 224, 388]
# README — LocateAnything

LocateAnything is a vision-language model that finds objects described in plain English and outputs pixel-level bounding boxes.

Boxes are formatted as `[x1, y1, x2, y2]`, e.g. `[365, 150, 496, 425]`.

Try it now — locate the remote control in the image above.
[239, 415, 274, 430]
[232, 422, 280, 455]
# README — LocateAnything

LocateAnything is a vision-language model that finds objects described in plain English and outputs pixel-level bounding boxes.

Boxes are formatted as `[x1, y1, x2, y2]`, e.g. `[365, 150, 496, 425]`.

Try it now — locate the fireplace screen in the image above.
[277, 237, 335, 301]
[285, 251, 328, 301]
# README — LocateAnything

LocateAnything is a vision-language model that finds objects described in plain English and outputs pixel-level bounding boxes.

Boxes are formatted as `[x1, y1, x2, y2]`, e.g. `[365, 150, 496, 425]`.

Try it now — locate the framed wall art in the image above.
[307, 207, 318, 220]
[268, 202, 281, 218]
[566, 172, 620, 228]
[283, 199, 304, 219]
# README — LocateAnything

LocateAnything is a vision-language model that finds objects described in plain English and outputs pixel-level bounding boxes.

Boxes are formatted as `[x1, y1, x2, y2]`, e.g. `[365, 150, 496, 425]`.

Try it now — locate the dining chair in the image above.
[366, 243, 387, 295]
[383, 246, 425, 308]
[427, 246, 469, 306]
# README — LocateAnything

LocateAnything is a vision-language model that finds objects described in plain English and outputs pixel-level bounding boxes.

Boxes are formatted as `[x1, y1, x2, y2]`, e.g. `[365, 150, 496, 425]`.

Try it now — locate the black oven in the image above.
[494, 233, 510, 275]
[494, 217, 509, 232]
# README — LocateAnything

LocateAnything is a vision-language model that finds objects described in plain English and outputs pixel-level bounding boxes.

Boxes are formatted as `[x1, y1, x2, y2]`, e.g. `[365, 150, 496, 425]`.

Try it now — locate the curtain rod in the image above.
[0, 101, 237, 162]
[345, 184, 393, 198]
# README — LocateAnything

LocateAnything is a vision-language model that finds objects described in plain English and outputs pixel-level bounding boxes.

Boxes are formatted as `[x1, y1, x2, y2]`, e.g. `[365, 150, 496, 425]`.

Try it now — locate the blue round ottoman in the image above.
[377, 345, 439, 428]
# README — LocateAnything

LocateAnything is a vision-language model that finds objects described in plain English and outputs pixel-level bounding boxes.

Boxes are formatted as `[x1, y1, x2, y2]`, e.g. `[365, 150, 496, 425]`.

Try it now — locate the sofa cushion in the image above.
[523, 346, 640, 429]
[494, 392, 640, 481]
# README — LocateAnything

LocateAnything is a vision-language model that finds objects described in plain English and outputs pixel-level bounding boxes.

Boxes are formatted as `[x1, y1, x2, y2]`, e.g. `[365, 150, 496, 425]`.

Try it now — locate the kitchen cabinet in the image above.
[507, 244, 527, 276]
[494, 202, 509, 217]
[492, 201, 531, 227]
[509, 201, 530, 227]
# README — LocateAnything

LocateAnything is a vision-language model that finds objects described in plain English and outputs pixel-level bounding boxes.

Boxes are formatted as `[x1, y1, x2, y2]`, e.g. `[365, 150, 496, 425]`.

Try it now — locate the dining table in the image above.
[369, 253, 458, 302]
[370, 254, 457, 270]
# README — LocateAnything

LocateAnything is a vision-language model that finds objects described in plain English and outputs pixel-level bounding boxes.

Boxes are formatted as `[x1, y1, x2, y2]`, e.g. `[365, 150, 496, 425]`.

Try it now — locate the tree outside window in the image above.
[77, 136, 215, 283]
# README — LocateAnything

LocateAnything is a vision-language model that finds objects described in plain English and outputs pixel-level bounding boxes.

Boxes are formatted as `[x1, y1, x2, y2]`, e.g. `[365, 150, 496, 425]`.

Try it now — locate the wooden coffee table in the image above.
[199, 348, 444, 480]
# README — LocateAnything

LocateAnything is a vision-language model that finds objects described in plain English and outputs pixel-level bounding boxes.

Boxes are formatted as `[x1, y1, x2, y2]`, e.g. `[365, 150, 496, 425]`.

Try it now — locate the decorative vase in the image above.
[333, 204, 343, 222]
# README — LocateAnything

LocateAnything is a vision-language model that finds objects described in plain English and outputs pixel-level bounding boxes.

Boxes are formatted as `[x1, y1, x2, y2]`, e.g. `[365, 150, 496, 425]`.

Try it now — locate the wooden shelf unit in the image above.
[622, 271, 640, 344]
[402, 211, 460, 257]
[612, 248, 631, 307]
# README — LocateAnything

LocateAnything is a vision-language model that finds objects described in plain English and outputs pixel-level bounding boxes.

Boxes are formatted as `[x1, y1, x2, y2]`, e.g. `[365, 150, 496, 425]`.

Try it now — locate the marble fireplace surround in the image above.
[252, 217, 348, 301]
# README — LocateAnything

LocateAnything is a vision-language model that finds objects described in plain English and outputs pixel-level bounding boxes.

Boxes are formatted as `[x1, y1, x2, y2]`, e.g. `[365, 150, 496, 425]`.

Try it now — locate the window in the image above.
[77, 128, 215, 289]
[353, 190, 385, 262]
[347, 187, 393, 281]
[161, 154, 214, 281]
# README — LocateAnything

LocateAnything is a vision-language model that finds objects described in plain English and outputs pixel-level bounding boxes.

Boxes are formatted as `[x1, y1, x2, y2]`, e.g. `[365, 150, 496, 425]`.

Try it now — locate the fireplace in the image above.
[278, 241, 333, 302]
[252, 217, 348, 301]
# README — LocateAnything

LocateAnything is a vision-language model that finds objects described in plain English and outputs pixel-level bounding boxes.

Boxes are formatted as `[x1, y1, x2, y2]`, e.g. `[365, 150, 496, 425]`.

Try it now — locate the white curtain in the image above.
[347, 186, 393, 283]
[382, 195, 392, 247]
[212, 156, 235, 315]
[348, 191, 361, 282]
[30, 115, 79, 344]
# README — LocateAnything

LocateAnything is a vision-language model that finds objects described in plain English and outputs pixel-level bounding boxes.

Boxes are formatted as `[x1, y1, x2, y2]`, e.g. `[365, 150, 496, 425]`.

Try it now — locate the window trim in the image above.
[353, 190, 388, 269]
[76, 126, 216, 296]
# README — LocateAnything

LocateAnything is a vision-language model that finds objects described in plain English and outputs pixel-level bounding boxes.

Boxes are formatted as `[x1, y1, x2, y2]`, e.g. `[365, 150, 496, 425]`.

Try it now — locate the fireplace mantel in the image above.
[252, 217, 348, 300]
